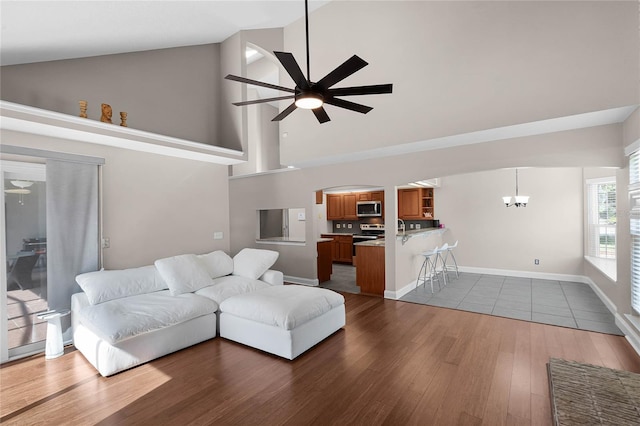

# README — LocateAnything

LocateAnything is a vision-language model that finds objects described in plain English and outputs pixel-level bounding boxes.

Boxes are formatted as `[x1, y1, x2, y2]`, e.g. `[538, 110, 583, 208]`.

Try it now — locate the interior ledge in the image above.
[0, 101, 246, 165]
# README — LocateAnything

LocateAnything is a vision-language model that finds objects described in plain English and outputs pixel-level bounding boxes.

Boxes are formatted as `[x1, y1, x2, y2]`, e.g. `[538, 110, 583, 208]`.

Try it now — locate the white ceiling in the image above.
[0, 0, 329, 66]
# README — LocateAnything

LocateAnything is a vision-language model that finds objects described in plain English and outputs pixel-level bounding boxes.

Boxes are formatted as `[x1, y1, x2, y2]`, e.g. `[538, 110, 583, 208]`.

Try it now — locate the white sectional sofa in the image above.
[71, 249, 345, 377]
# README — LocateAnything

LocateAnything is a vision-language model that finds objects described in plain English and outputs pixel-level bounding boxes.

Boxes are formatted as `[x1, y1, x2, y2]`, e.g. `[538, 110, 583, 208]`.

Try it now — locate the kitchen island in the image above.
[354, 226, 449, 297]
[354, 241, 385, 296]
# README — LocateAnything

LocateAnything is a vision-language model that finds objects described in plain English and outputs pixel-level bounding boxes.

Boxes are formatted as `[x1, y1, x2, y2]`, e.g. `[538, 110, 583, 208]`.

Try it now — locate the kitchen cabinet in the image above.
[317, 240, 333, 283]
[326, 194, 344, 220]
[356, 244, 385, 296]
[320, 234, 353, 264]
[398, 188, 434, 219]
[343, 194, 357, 219]
[325, 190, 384, 220]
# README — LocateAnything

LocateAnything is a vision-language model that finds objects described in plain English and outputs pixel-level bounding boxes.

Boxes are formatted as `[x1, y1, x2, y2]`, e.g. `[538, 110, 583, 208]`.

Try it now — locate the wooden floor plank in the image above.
[2, 293, 639, 425]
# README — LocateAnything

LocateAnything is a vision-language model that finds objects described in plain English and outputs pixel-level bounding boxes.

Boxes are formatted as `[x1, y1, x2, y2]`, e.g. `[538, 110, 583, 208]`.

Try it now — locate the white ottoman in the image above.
[219, 285, 345, 359]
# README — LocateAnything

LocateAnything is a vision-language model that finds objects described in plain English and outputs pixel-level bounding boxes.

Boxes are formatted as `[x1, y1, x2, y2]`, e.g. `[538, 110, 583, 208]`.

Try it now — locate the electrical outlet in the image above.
[102, 237, 110, 249]
[347, 223, 352, 229]
[410, 224, 414, 229]
[534, 259, 540, 265]
[336, 224, 341, 229]
[416, 224, 421, 229]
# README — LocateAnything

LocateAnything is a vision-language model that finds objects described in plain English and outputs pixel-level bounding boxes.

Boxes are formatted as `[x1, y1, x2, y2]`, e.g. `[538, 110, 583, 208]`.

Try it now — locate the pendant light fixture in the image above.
[503, 169, 529, 208]
[4, 180, 34, 206]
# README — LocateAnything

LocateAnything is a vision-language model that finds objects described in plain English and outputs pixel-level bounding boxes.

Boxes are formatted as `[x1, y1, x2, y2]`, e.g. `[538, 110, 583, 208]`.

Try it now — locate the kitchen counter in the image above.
[397, 227, 446, 244]
[354, 239, 385, 247]
[317, 238, 334, 243]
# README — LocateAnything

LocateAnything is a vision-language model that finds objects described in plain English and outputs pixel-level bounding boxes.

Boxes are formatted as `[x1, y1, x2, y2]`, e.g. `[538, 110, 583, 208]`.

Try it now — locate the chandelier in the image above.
[502, 169, 529, 208]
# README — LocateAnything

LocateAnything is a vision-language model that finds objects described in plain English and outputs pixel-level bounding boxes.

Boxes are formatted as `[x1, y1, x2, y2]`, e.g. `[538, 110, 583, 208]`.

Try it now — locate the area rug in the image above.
[547, 358, 640, 425]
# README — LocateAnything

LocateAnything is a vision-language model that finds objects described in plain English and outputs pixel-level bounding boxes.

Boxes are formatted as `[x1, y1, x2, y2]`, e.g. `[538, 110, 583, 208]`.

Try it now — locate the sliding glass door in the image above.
[1, 161, 48, 360]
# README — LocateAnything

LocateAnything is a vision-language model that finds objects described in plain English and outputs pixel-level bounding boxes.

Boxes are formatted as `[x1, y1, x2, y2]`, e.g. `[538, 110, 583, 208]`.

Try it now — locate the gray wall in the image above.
[279, 1, 638, 165]
[229, 123, 623, 289]
[3, 130, 231, 269]
[1, 44, 225, 148]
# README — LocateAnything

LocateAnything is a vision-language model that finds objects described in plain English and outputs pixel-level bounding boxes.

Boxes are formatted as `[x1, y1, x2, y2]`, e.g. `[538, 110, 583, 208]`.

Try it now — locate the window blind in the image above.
[630, 152, 640, 313]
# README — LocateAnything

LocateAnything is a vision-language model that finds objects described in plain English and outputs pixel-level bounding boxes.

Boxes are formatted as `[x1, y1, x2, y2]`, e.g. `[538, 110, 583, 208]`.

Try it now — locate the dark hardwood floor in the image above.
[2, 293, 640, 425]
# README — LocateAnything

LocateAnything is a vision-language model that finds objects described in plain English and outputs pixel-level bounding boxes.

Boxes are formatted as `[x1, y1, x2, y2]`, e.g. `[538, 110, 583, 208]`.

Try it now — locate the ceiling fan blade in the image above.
[328, 84, 393, 97]
[313, 107, 331, 124]
[324, 97, 373, 114]
[316, 55, 368, 89]
[225, 74, 296, 93]
[272, 102, 298, 122]
[274, 51, 310, 90]
[232, 95, 295, 106]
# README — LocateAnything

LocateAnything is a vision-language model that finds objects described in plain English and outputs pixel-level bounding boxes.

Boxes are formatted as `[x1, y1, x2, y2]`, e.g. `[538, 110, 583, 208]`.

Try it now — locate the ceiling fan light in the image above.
[295, 92, 323, 109]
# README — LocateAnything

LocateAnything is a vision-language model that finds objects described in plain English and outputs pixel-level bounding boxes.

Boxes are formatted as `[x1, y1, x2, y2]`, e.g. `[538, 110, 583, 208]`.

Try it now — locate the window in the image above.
[630, 152, 640, 313]
[587, 178, 616, 259]
[256, 208, 306, 244]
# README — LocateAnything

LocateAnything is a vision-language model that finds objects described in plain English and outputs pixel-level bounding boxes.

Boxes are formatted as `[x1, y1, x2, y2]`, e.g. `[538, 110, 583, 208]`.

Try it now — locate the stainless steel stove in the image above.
[353, 224, 385, 241]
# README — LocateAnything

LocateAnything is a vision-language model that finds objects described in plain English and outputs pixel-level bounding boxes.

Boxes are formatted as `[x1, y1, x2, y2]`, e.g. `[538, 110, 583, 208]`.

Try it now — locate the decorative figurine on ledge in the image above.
[120, 111, 128, 127]
[100, 103, 113, 124]
[78, 100, 88, 118]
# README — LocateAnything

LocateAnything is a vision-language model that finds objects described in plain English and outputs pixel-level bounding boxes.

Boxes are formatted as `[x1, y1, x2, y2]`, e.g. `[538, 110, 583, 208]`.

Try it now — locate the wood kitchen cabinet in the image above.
[398, 188, 434, 219]
[356, 244, 385, 296]
[325, 190, 384, 220]
[320, 234, 353, 264]
[317, 240, 333, 283]
[398, 188, 422, 219]
[326, 194, 344, 220]
[343, 194, 357, 219]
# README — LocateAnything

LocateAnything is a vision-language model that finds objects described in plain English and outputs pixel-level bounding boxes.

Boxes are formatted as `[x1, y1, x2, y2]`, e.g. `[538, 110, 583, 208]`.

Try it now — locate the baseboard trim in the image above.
[284, 275, 319, 287]
[385, 267, 590, 301]
[618, 315, 640, 356]
[457, 266, 589, 284]
[385, 280, 417, 300]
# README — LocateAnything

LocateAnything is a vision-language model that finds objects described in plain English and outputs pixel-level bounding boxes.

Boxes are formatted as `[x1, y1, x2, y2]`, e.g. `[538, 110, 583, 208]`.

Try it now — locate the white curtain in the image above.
[46, 159, 100, 336]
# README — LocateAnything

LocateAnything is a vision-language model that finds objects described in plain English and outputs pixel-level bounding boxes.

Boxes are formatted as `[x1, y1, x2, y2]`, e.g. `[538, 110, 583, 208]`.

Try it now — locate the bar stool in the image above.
[443, 240, 459, 279]
[416, 247, 443, 293]
[435, 243, 449, 286]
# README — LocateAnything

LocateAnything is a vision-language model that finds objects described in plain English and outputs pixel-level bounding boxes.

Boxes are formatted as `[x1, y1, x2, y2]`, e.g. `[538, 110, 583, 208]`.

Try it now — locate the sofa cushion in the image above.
[232, 248, 279, 280]
[197, 250, 234, 279]
[195, 275, 270, 305]
[77, 290, 218, 345]
[155, 254, 213, 295]
[219, 285, 345, 331]
[76, 265, 168, 305]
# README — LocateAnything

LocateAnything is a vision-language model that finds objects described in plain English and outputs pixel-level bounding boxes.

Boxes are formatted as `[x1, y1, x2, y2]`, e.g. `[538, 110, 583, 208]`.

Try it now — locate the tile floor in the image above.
[319, 264, 360, 294]
[400, 272, 623, 335]
[318, 263, 622, 336]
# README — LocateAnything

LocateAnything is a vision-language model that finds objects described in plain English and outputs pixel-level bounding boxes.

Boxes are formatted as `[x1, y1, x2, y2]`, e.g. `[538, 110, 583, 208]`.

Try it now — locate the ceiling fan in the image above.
[224, 0, 393, 124]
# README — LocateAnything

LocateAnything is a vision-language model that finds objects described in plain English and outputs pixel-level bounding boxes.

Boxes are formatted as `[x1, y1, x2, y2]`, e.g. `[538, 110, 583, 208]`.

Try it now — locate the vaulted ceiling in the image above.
[0, 1, 329, 66]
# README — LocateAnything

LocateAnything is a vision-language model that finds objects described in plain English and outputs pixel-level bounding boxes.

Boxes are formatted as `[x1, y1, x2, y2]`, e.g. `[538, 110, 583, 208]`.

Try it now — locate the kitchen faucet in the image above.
[398, 219, 405, 234]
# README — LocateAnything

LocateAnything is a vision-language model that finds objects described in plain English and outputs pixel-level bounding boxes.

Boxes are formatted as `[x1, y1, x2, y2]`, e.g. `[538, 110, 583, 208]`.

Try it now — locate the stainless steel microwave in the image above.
[356, 201, 382, 217]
